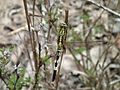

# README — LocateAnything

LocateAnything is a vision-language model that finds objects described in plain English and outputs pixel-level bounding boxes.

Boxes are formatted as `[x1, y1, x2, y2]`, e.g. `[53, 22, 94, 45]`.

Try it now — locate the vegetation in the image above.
[0, 0, 120, 90]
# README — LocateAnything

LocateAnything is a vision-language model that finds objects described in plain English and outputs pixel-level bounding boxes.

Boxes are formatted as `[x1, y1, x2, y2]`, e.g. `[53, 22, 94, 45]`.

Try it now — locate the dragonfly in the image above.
[52, 22, 67, 81]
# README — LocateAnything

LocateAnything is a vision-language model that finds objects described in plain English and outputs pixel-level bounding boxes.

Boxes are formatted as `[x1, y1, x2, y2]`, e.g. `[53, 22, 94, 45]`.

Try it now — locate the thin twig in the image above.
[0, 74, 10, 90]
[13, 68, 19, 90]
[55, 52, 64, 89]
[87, 0, 120, 17]
[67, 46, 83, 71]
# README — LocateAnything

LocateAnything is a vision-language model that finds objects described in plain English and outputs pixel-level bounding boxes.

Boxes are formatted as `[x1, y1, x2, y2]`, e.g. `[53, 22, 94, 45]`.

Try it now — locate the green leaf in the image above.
[8, 74, 17, 89]
[43, 56, 50, 64]
[75, 47, 86, 53]
[94, 25, 104, 34]
[81, 14, 90, 21]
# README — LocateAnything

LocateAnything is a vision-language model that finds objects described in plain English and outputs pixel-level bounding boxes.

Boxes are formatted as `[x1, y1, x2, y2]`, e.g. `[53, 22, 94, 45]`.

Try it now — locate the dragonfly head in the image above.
[60, 22, 67, 28]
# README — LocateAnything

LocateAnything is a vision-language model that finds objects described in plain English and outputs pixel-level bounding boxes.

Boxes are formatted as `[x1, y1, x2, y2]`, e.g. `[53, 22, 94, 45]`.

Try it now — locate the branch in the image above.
[87, 0, 120, 17]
